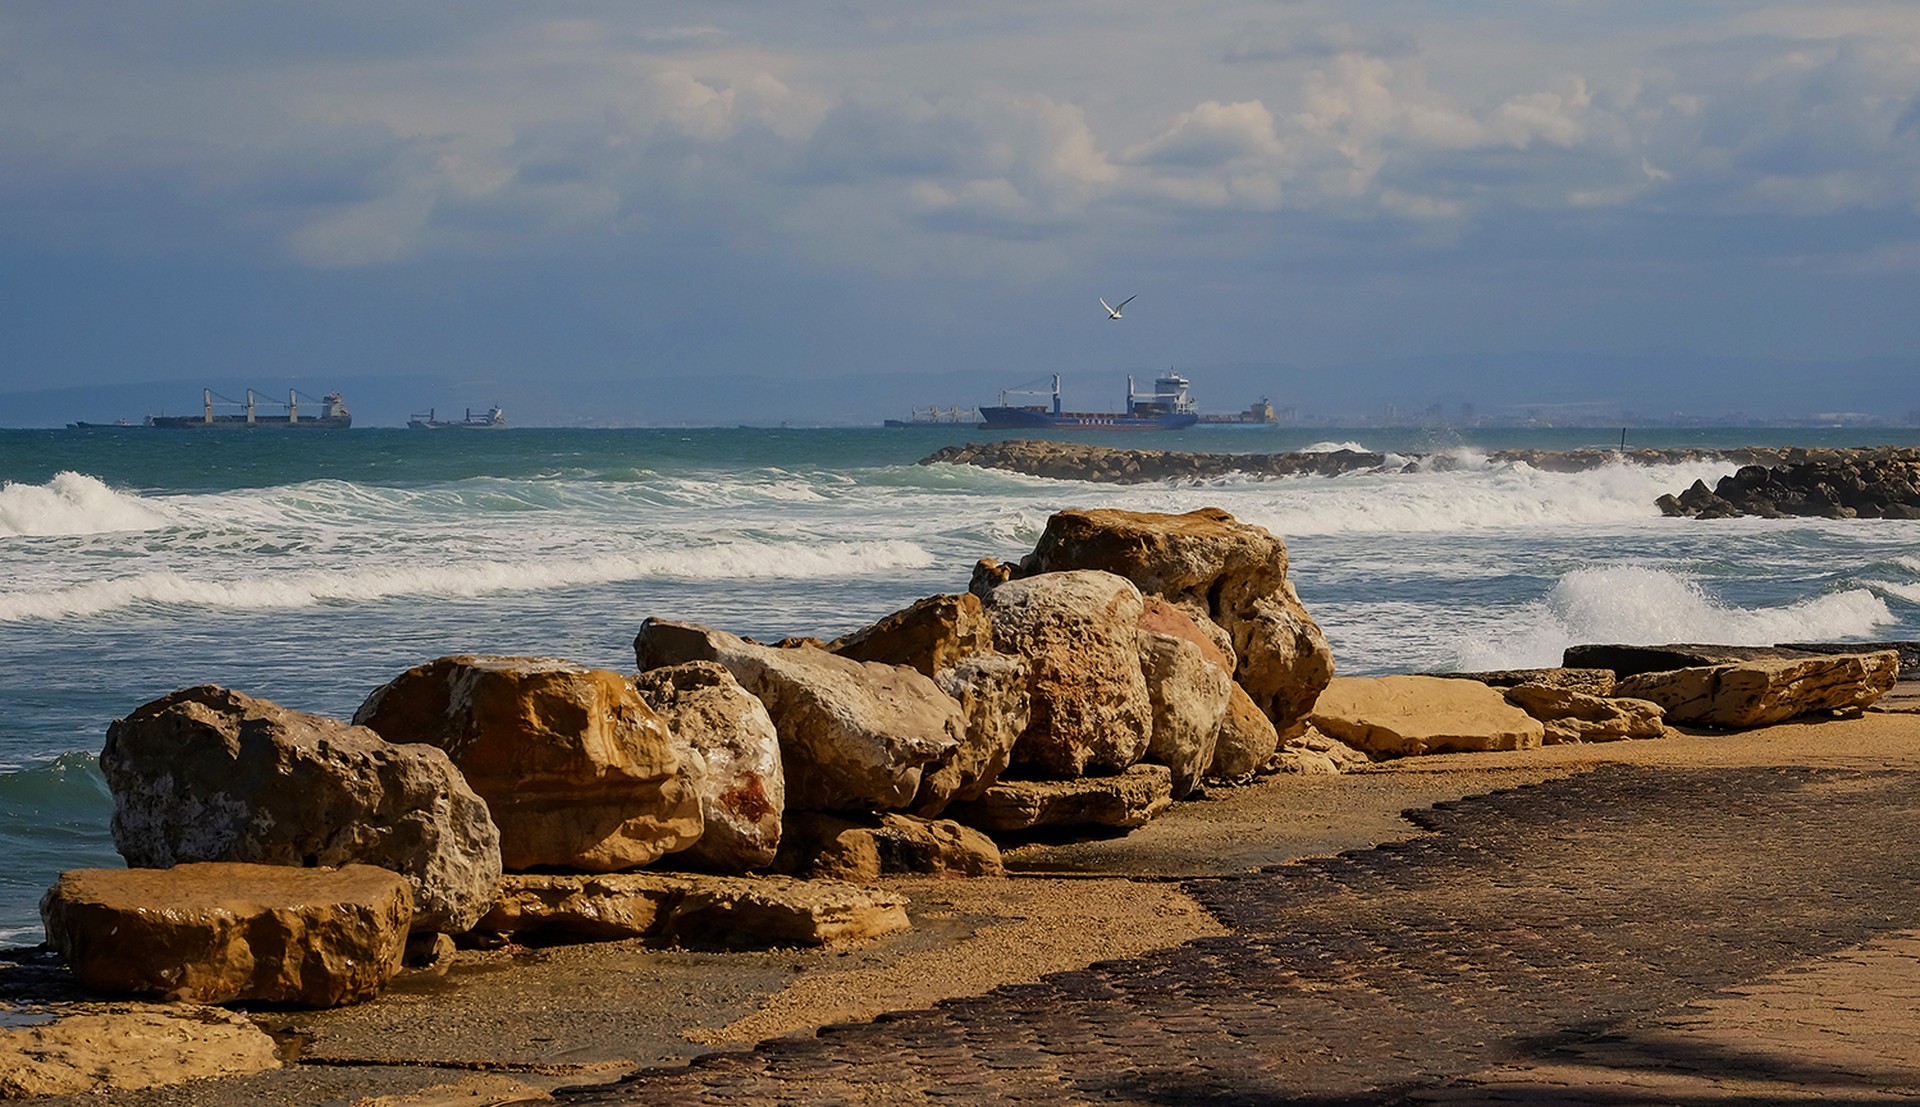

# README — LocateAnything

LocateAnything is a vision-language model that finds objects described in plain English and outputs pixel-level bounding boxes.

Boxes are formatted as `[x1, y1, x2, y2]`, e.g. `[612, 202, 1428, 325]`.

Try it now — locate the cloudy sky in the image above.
[3, 2, 1918, 420]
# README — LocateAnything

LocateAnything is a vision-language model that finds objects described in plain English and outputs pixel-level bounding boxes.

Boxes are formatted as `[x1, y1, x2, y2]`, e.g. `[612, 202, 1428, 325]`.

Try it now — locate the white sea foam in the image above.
[0, 539, 935, 622]
[1864, 579, 1920, 606]
[0, 472, 173, 537]
[1301, 440, 1372, 454]
[1452, 565, 1896, 670]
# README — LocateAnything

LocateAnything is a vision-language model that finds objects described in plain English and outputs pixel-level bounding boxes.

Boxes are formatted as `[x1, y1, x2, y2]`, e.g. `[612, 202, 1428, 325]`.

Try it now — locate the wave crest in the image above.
[0, 473, 171, 537]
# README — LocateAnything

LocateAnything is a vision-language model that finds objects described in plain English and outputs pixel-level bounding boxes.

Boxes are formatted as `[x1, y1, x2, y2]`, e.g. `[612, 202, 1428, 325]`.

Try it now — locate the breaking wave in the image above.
[0, 472, 172, 537]
[0, 539, 935, 623]
[1453, 565, 1895, 670]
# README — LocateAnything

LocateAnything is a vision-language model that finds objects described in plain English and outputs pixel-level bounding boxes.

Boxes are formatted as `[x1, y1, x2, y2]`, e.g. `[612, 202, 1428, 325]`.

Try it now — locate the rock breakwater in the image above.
[1654, 449, 1920, 519]
[922, 439, 1799, 483]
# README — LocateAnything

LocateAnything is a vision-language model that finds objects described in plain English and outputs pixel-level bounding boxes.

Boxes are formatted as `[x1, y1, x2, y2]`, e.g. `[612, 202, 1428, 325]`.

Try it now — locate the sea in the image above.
[4, 422, 1920, 945]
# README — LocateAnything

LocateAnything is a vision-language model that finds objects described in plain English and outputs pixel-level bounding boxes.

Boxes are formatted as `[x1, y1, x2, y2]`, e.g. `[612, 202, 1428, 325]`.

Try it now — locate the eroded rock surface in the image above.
[777, 811, 1004, 881]
[1019, 507, 1334, 736]
[1139, 614, 1232, 799]
[979, 570, 1152, 778]
[101, 684, 499, 933]
[1503, 684, 1674, 744]
[355, 655, 702, 873]
[635, 620, 962, 813]
[829, 593, 993, 677]
[0, 1004, 281, 1098]
[480, 872, 909, 947]
[920, 652, 1030, 815]
[948, 764, 1175, 832]
[41, 863, 411, 1007]
[1310, 675, 1546, 758]
[1567, 644, 1900, 727]
[633, 661, 785, 873]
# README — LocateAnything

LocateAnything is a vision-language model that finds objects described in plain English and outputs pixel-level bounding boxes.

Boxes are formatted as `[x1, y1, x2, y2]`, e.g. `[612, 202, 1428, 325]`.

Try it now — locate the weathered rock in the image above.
[777, 811, 1004, 881]
[41, 863, 411, 1007]
[0, 1004, 282, 1098]
[479, 872, 909, 947]
[632, 661, 785, 873]
[1208, 683, 1282, 779]
[979, 570, 1153, 778]
[1138, 607, 1233, 799]
[1263, 726, 1374, 775]
[829, 593, 993, 677]
[1614, 652, 1899, 728]
[1502, 684, 1674, 743]
[635, 620, 962, 813]
[355, 655, 702, 873]
[919, 652, 1030, 814]
[947, 764, 1175, 832]
[1309, 675, 1546, 758]
[1439, 667, 1617, 697]
[1018, 507, 1334, 735]
[101, 685, 500, 933]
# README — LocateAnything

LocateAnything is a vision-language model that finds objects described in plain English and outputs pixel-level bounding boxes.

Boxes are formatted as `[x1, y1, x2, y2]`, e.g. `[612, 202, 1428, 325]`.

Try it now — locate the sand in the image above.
[9, 708, 1920, 1105]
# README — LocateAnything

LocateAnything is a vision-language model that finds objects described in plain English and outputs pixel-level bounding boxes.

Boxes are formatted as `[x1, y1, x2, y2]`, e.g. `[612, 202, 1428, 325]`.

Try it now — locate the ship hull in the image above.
[976, 406, 1198, 431]
[147, 415, 351, 429]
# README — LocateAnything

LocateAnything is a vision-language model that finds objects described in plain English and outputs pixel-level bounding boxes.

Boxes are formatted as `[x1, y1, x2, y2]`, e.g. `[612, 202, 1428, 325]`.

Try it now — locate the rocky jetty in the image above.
[1655, 449, 1920, 519]
[923, 439, 1797, 484]
[29, 500, 1907, 1046]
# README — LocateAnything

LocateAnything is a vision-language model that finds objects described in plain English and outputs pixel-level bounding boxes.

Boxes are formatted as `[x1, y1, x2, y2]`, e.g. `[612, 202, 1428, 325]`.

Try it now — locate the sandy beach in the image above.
[11, 702, 1920, 1105]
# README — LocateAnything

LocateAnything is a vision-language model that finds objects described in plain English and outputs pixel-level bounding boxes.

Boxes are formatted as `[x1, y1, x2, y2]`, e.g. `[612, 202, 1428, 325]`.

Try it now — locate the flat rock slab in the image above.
[0, 1002, 281, 1098]
[41, 862, 411, 1007]
[948, 763, 1174, 832]
[481, 872, 909, 947]
[1310, 674, 1546, 757]
[1614, 650, 1898, 727]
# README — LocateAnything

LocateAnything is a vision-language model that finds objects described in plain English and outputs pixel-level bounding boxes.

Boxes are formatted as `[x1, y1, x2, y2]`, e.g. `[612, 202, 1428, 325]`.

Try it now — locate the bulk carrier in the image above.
[145, 389, 351, 429]
[977, 373, 1199, 431]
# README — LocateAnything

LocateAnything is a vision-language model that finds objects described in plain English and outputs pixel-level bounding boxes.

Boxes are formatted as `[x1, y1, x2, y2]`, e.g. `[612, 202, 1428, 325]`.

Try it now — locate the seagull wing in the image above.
[1099, 298, 1116, 315]
[1116, 294, 1138, 311]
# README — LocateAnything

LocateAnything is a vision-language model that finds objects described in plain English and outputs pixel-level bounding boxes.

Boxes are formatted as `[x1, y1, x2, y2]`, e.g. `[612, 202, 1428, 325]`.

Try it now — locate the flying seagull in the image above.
[1100, 294, 1137, 320]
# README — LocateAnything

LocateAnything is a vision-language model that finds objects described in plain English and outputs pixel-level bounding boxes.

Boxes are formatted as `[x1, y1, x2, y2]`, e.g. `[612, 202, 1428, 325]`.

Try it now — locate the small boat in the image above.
[977, 373, 1199, 431]
[146, 389, 351, 429]
[408, 405, 506, 429]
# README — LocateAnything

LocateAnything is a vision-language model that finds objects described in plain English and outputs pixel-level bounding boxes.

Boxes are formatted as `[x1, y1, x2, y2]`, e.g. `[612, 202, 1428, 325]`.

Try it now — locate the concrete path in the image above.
[568, 763, 1920, 1104]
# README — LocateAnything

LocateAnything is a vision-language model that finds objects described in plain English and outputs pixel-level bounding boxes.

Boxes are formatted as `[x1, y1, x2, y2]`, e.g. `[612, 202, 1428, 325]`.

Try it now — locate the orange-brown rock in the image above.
[355, 656, 702, 872]
[829, 593, 993, 677]
[1309, 675, 1545, 758]
[479, 871, 909, 946]
[40, 863, 411, 1007]
[777, 811, 1004, 881]
[0, 1004, 282, 1098]
[1613, 652, 1899, 728]
[919, 651, 1030, 815]
[1502, 684, 1674, 743]
[1208, 683, 1282, 779]
[948, 764, 1175, 832]
[1019, 508, 1334, 735]
[979, 570, 1152, 778]
[101, 684, 500, 933]
[632, 661, 785, 873]
[1138, 603, 1233, 798]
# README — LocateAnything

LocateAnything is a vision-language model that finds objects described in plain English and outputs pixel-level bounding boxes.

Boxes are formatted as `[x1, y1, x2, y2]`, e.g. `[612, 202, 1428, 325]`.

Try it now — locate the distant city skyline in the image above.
[2, 3, 1917, 421]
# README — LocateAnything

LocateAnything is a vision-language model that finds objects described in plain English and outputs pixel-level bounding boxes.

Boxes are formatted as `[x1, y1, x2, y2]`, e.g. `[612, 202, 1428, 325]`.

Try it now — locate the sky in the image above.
[3, 2, 1919, 423]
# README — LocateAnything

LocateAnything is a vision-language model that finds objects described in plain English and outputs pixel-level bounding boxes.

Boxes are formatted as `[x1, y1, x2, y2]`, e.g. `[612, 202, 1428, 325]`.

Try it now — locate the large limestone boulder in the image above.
[1209, 685, 1282, 779]
[0, 1005, 281, 1098]
[100, 685, 499, 933]
[776, 811, 1004, 881]
[480, 872, 909, 947]
[979, 570, 1153, 778]
[1502, 684, 1674, 744]
[948, 764, 1175, 832]
[355, 656, 702, 873]
[1309, 675, 1546, 758]
[635, 620, 963, 813]
[1019, 507, 1335, 735]
[829, 593, 994, 677]
[41, 863, 411, 1007]
[632, 662, 785, 873]
[919, 651, 1030, 815]
[1138, 600, 1233, 798]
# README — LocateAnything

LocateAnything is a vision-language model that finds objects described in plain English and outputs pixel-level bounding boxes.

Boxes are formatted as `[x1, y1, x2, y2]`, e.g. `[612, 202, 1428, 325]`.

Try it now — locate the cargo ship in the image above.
[408, 405, 506, 429]
[977, 373, 1199, 430]
[146, 389, 351, 429]
[883, 405, 976, 428]
[1198, 398, 1280, 425]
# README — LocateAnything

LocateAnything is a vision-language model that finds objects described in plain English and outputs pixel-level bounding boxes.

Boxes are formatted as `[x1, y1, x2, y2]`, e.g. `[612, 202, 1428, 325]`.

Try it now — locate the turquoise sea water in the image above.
[4, 423, 1919, 943]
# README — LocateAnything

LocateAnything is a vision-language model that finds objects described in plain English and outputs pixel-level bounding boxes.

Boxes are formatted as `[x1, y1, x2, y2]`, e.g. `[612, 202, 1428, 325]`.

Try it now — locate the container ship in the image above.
[977, 373, 1199, 431]
[146, 389, 351, 429]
